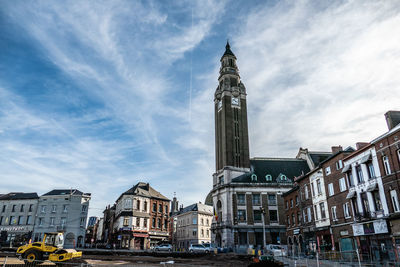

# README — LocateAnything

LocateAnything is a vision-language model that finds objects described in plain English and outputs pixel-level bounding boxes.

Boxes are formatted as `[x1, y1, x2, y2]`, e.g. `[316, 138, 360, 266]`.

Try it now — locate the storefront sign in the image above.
[119, 227, 132, 231]
[0, 226, 28, 232]
[352, 220, 388, 236]
[340, 231, 349, 236]
[293, 229, 300, 235]
[133, 233, 149, 238]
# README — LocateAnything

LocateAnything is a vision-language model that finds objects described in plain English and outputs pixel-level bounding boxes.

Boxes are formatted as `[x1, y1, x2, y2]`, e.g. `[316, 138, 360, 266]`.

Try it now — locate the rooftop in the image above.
[0, 192, 39, 200]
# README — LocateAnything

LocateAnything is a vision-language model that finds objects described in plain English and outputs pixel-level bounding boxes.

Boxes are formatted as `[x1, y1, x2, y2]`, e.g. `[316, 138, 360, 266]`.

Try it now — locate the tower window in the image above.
[229, 59, 234, 67]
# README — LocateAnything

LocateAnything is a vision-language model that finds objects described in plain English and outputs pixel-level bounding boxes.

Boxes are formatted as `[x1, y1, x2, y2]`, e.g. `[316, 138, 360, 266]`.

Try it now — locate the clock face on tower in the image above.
[231, 97, 239, 106]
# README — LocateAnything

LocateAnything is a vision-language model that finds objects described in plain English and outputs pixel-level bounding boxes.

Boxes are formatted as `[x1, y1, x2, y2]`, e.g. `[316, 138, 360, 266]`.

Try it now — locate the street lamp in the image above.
[260, 207, 266, 249]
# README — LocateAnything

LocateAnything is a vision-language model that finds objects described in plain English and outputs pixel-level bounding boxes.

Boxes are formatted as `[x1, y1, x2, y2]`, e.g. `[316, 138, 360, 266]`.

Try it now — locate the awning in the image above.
[367, 183, 378, 192]
[360, 154, 371, 164]
[346, 191, 356, 199]
[342, 164, 351, 173]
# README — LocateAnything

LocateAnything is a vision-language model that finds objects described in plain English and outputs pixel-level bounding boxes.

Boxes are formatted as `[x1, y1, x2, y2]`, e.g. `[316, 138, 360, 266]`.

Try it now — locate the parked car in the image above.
[154, 244, 172, 252]
[265, 244, 287, 257]
[202, 243, 217, 252]
[189, 244, 208, 253]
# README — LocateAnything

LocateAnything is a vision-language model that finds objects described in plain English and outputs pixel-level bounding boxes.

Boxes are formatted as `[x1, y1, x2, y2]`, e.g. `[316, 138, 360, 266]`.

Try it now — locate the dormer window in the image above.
[251, 174, 257, 181]
[265, 174, 272, 181]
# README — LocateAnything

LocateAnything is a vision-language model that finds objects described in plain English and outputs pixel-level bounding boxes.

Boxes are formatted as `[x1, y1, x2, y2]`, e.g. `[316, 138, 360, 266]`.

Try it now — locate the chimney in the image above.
[331, 146, 343, 154]
[356, 142, 369, 150]
[385, 111, 400, 130]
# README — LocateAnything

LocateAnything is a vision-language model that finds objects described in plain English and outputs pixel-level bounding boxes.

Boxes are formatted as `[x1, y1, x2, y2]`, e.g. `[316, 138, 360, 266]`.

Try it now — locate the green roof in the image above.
[232, 158, 310, 183]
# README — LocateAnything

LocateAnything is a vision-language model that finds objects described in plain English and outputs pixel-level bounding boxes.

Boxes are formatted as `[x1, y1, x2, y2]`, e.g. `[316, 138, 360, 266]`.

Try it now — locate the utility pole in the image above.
[260, 207, 266, 250]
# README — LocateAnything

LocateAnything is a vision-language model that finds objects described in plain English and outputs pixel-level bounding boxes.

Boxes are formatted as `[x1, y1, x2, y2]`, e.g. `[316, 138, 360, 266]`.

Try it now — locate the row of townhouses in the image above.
[283, 111, 400, 261]
[90, 182, 170, 250]
[0, 189, 91, 248]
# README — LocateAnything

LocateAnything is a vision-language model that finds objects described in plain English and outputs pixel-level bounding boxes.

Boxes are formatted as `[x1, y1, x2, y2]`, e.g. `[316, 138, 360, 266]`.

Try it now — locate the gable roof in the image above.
[0, 192, 39, 200]
[42, 189, 86, 196]
[117, 182, 169, 202]
[232, 158, 310, 184]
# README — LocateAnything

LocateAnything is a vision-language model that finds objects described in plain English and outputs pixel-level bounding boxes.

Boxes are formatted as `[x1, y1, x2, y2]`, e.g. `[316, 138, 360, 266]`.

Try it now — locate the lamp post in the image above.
[260, 207, 266, 249]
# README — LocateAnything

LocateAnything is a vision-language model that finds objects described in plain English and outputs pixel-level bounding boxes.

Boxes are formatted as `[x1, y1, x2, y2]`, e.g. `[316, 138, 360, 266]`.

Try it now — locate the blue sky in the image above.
[1, 0, 400, 217]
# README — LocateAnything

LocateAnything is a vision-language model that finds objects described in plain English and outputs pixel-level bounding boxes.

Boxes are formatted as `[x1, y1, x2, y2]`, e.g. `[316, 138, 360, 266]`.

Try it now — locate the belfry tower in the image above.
[214, 42, 250, 172]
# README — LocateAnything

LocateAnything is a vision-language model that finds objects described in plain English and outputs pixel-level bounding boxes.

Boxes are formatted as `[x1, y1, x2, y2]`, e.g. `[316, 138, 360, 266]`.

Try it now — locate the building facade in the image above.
[0, 193, 39, 246]
[210, 43, 316, 250]
[32, 189, 91, 248]
[113, 182, 170, 250]
[173, 202, 212, 250]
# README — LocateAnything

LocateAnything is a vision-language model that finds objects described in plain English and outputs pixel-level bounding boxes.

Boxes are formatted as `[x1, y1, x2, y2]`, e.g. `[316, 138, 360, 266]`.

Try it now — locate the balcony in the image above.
[355, 212, 371, 221]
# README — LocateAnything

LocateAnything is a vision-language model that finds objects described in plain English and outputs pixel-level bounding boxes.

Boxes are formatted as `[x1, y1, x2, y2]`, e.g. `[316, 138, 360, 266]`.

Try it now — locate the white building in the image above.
[32, 189, 91, 248]
[0, 192, 39, 246]
[310, 168, 330, 229]
[173, 202, 213, 250]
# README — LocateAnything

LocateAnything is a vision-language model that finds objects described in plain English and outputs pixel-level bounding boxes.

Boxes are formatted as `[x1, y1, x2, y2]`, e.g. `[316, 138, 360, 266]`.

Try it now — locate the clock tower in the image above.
[214, 42, 250, 172]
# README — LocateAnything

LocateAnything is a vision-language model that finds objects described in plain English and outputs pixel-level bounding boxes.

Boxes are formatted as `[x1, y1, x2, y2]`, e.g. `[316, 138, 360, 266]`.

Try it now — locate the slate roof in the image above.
[232, 158, 310, 184]
[176, 202, 213, 216]
[0, 192, 39, 200]
[42, 189, 86, 196]
[222, 41, 236, 59]
[309, 152, 332, 167]
[117, 182, 169, 202]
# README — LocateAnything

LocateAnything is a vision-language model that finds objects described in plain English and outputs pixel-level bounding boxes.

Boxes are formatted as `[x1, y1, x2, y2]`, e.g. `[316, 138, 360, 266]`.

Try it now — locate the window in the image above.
[343, 203, 350, 218]
[269, 210, 278, 222]
[320, 203, 326, 219]
[20, 205, 24, 212]
[12, 205, 16, 212]
[192, 217, 197, 224]
[164, 219, 168, 230]
[383, 156, 391, 175]
[152, 218, 156, 228]
[18, 216, 24, 225]
[29, 204, 33, 212]
[41, 205, 46, 213]
[347, 171, 354, 187]
[285, 201, 288, 210]
[144, 218, 147, 227]
[311, 183, 315, 197]
[201, 229, 204, 237]
[314, 205, 319, 220]
[9, 217, 15, 225]
[336, 160, 343, 170]
[50, 217, 55, 226]
[303, 210, 307, 223]
[397, 149, 400, 163]
[391, 190, 400, 212]
[2, 205, 6, 212]
[317, 179, 322, 195]
[137, 200, 141, 211]
[290, 199, 293, 208]
[0, 216, 4, 225]
[339, 178, 347, 192]
[201, 218, 204, 225]
[207, 229, 209, 237]
[372, 191, 382, 211]
[361, 192, 370, 213]
[307, 207, 312, 222]
[287, 216, 290, 226]
[157, 218, 161, 228]
[356, 165, 364, 183]
[52, 205, 57, 213]
[26, 216, 32, 225]
[254, 210, 262, 222]
[325, 166, 331, 175]
[136, 218, 140, 227]
[38, 217, 43, 226]
[153, 203, 157, 212]
[328, 183, 334, 196]
[295, 196, 299, 206]
[297, 212, 301, 224]
[192, 228, 197, 236]
[123, 217, 129, 226]
[367, 162, 375, 179]
[144, 201, 147, 212]
[206, 219, 209, 225]
[304, 185, 309, 200]
[237, 194, 245, 205]
[292, 213, 295, 225]
[80, 217, 85, 226]
[252, 194, 261, 205]
[63, 205, 68, 213]
[60, 217, 66, 226]
[238, 210, 246, 222]
[82, 205, 87, 212]
[165, 205, 168, 213]
[219, 175, 224, 185]
[124, 198, 132, 209]
[266, 174, 272, 181]
[331, 206, 337, 221]
[268, 194, 276, 205]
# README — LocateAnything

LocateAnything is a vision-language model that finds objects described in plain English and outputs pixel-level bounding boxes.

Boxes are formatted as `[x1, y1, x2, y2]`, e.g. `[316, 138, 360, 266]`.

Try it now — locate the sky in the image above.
[1, 0, 400, 218]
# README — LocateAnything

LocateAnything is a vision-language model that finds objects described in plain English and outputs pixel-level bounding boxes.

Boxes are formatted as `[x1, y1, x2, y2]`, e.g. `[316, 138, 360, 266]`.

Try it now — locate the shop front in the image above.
[0, 226, 33, 247]
[352, 219, 395, 261]
[316, 227, 333, 253]
[132, 231, 149, 250]
[303, 226, 317, 255]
